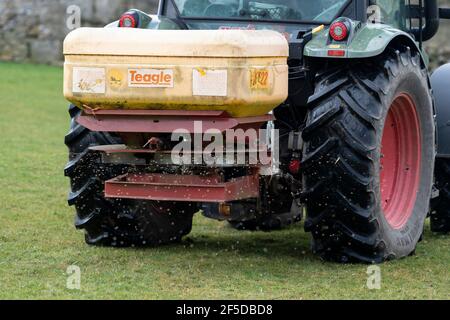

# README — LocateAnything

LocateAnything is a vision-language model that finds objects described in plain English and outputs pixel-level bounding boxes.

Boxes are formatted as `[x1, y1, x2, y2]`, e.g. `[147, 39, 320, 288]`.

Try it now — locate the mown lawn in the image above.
[0, 62, 448, 300]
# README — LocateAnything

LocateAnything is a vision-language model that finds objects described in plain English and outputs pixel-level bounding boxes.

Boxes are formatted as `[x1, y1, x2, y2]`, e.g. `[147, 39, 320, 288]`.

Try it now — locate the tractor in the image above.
[63, 0, 450, 263]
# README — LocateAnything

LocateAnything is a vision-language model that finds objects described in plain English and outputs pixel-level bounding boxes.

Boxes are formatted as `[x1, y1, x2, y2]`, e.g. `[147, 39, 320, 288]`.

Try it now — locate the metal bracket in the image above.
[288, 131, 303, 151]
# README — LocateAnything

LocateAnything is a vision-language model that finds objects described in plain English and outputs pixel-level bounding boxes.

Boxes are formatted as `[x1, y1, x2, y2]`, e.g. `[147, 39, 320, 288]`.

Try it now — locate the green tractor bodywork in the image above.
[305, 23, 424, 60]
[120, 11, 428, 63]
[65, 0, 450, 262]
[305, 0, 440, 63]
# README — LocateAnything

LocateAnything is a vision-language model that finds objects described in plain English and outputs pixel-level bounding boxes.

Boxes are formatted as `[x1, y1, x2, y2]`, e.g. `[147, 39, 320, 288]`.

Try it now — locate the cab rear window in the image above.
[174, 0, 348, 23]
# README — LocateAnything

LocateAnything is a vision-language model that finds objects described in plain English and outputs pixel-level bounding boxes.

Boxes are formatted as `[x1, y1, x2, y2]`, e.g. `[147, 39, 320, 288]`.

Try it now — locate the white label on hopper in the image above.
[72, 67, 106, 94]
[193, 69, 228, 97]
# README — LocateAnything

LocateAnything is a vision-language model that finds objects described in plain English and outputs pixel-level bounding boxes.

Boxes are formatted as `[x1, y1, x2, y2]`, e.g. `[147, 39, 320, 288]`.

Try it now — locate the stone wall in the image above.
[0, 0, 159, 64]
[0, 0, 450, 68]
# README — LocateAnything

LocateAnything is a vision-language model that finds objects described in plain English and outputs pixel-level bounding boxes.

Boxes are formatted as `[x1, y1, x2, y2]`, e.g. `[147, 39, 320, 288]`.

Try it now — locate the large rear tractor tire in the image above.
[431, 159, 450, 233]
[64, 105, 197, 247]
[302, 47, 435, 263]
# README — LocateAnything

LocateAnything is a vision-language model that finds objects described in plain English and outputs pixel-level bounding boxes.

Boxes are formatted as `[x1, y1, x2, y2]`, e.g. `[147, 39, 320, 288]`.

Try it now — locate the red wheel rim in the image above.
[380, 93, 421, 229]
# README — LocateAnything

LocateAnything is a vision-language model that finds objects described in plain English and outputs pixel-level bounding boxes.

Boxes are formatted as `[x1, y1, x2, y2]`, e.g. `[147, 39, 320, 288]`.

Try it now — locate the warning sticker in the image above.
[72, 67, 106, 94]
[128, 69, 174, 88]
[108, 69, 124, 89]
[250, 69, 270, 90]
[193, 69, 228, 97]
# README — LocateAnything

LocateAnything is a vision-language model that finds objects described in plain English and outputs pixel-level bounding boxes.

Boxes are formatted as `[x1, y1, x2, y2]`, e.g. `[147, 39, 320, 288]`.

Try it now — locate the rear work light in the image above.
[119, 12, 139, 28]
[329, 21, 349, 41]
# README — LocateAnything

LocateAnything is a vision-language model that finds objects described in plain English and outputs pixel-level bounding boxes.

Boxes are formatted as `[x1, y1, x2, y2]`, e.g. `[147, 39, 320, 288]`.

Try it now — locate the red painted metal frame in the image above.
[76, 109, 274, 134]
[104, 172, 260, 203]
[83, 109, 269, 203]
[91, 145, 270, 155]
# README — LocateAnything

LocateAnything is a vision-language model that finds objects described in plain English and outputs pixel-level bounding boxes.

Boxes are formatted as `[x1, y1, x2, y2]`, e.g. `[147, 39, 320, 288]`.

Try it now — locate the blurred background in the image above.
[0, 0, 159, 64]
[0, 0, 449, 69]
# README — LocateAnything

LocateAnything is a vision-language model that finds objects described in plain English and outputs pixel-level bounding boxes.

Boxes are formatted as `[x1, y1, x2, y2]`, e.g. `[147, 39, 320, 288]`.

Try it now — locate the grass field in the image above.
[0, 62, 448, 300]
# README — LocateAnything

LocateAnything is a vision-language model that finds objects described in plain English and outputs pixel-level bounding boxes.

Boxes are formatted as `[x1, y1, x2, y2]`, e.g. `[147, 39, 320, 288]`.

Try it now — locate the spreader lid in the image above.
[63, 28, 289, 58]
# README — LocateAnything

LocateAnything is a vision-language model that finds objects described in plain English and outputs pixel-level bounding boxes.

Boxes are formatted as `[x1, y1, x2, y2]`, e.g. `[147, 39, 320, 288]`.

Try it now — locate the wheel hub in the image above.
[380, 93, 421, 229]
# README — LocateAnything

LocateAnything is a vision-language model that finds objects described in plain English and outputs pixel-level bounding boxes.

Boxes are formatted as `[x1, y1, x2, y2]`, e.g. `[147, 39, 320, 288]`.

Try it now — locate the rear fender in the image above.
[304, 23, 427, 66]
[431, 64, 450, 158]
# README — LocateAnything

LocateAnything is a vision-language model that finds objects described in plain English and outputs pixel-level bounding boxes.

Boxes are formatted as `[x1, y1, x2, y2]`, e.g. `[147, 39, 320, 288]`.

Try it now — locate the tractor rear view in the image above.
[64, 0, 450, 263]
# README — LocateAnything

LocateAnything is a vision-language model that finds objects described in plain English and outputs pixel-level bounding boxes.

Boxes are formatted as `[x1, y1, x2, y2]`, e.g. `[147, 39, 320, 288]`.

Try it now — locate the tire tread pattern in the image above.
[302, 48, 427, 263]
[64, 105, 195, 247]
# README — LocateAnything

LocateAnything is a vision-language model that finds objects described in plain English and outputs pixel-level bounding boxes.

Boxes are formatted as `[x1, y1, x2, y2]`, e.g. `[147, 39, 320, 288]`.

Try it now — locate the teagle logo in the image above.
[128, 69, 174, 88]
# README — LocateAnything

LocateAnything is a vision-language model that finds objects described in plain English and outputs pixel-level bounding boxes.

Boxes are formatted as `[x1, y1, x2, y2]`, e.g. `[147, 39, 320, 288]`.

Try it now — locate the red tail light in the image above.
[119, 13, 138, 28]
[329, 21, 349, 41]
[289, 159, 301, 175]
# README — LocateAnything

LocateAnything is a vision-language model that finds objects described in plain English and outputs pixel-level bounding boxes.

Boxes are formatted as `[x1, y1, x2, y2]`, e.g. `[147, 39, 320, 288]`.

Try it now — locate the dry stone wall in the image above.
[0, 0, 158, 64]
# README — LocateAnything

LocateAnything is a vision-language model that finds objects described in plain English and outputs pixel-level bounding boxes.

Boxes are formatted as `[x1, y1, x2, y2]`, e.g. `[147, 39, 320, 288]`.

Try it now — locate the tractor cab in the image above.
[157, 0, 443, 42]
[160, 0, 347, 32]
